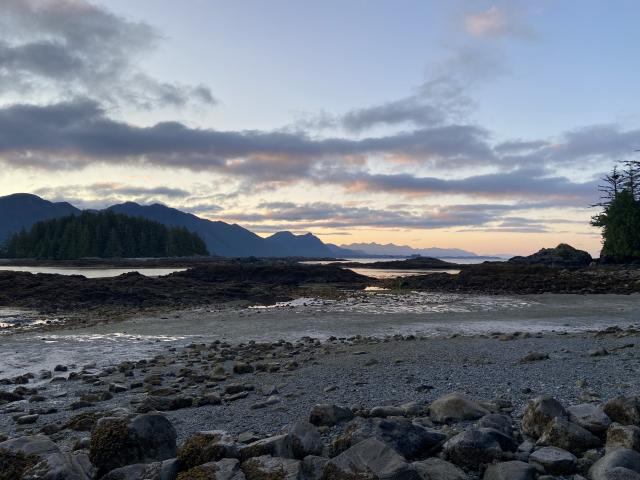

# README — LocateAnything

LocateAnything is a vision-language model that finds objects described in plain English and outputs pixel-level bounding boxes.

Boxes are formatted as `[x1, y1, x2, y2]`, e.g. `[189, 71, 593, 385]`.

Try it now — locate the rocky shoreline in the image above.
[0, 264, 369, 314]
[2, 326, 640, 479]
[387, 264, 640, 295]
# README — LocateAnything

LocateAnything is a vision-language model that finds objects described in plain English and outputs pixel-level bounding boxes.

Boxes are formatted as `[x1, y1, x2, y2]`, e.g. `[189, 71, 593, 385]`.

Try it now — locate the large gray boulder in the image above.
[411, 458, 468, 480]
[483, 460, 537, 480]
[607, 424, 640, 452]
[604, 397, 640, 426]
[442, 428, 505, 470]
[589, 448, 640, 480]
[240, 421, 322, 461]
[478, 414, 514, 437]
[522, 396, 568, 439]
[529, 446, 577, 475]
[537, 416, 601, 454]
[89, 413, 177, 476]
[331, 416, 445, 459]
[309, 404, 353, 427]
[325, 437, 420, 480]
[0, 435, 95, 480]
[101, 458, 179, 480]
[568, 403, 612, 435]
[301, 455, 329, 480]
[282, 421, 323, 459]
[177, 458, 245, 480]
[429, 393, 489, 424]
[242, 455, 301, 480]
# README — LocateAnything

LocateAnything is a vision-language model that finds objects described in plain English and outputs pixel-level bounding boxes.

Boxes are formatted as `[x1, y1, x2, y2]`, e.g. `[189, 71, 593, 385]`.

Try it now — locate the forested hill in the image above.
[1, 211, 209, 259]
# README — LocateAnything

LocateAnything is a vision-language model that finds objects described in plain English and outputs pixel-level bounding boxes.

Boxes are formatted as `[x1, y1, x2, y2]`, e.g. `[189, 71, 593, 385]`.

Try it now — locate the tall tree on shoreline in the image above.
[592, 160, 640, 262]
[0, 211, 209, 259]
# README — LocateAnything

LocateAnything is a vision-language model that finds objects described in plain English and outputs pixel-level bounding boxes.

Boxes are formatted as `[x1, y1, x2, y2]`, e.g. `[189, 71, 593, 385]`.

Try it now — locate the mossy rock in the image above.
[0, 448, 38, 480]
[89, 418, 134, 476]
[242, 461, 288, 480]
[177, 433, 226, 470]
[66, 410, 106, 431]
[176, 464, 217, 480]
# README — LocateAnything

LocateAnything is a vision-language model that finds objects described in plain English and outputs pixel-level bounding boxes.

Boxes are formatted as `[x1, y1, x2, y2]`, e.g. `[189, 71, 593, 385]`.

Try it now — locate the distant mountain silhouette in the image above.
[0, 194, 479, 258]
[326, 243, 367, 257]
[265, 231, 334, 257]
[0, 193, 80, 244]
[340, 242, 478, 257]
[107, 202, 276, 257]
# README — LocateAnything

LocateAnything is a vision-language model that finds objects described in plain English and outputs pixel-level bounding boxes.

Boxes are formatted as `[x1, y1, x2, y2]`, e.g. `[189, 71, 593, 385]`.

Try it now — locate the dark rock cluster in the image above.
[4, 391, 640, 479]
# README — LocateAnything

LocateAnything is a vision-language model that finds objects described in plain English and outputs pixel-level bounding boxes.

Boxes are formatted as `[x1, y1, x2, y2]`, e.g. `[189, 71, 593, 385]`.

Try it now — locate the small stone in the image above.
[520, 352, 549, 362]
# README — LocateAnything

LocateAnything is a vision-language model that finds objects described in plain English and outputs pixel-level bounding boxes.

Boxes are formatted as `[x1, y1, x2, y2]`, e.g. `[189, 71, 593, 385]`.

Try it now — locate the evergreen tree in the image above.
[3, 211, 209, 259]
[592, 160, 640, 262]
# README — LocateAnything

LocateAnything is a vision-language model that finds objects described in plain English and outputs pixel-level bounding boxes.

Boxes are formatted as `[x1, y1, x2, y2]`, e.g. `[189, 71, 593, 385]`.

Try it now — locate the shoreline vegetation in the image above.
[1, 211, 209, 260]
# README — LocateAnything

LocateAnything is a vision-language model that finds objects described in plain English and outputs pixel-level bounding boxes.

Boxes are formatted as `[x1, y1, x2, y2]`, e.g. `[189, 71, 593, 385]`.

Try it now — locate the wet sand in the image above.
[0, 292, 638, 380]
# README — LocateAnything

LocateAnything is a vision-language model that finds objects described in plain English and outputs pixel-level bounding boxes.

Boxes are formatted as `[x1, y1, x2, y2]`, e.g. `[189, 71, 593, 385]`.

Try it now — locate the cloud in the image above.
[329, 168, 599, 204]
[0, 0, 215, 109]
[463, 6, 531, 39]
[219, 200, 585, 232]
[33, 182, 192, 209]
[0, 97, 628, 206]
[0, 98, 495, 173]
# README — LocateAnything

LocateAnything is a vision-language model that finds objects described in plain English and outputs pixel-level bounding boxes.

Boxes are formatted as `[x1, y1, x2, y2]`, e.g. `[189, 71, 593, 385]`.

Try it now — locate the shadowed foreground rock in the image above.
[6, 390, 640, 479]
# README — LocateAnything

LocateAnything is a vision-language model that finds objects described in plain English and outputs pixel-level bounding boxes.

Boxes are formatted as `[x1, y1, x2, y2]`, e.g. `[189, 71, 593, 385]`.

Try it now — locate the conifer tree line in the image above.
[1, 211, 209, 259]
[592, 159, 640, 262]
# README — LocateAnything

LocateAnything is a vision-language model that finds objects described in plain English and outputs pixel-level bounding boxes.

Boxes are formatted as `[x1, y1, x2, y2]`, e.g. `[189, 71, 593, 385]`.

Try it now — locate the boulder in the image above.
[529, 446, 577, 475]
[478, 414, 514, 437]
[0, 435, 95, 480]
[240, 435, 292, 461]
[89, 413, 177, 476]
[429, 393, 489, 424]
[522, 396, 568, 439]
[331, 416, 445, 459]
[607, 424, 640, 452]
[301, 455, 329, 480]
[411, 457, 468, 480]
[537, 416, 601, 454]
[240, 422, 322, 461]
[177, 431, 239, 469]
[242, 455, 301, 480]
[442, 428, 505, 470]
[325, 438, 420, 480]
[177, 458, 245, 480]
[282, 421, 323, 459]
[370, 406, 405, 418]
[604, 397, 640, 426]
[568, 403, 612, 435]
[101, 458, 179, 480]
[483, 460, 537, 480]
[589, 448, 640, 480]
[309, 404, 353, 427]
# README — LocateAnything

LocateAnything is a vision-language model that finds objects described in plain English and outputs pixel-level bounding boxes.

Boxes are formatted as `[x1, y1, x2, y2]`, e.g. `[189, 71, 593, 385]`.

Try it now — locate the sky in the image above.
[1, 0, 639, 256]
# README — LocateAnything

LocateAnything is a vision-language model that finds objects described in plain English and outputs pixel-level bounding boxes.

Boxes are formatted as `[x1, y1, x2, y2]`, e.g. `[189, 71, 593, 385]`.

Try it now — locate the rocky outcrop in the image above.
[508, 243, 593, 267]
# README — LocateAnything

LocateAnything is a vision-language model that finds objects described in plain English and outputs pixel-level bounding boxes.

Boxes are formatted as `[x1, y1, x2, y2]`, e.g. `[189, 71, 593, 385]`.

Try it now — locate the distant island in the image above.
[1, 211, 208, 259]
[0, 193, 497, 259]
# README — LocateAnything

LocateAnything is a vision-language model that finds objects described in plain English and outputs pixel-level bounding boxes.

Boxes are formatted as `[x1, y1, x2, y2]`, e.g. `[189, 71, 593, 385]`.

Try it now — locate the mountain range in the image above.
[0, 193, 481, 258]
[341, 242, 478, 258]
